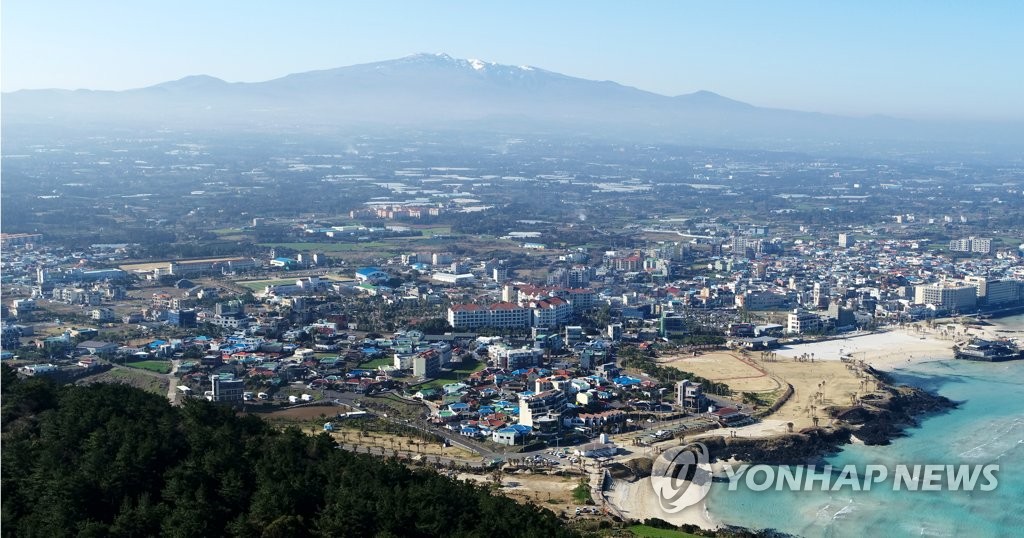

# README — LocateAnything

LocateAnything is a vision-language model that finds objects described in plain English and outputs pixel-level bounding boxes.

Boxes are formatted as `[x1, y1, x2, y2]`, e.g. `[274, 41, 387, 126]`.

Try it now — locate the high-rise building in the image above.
[914, 283, 978, 311]
[838, 233, 850, 248]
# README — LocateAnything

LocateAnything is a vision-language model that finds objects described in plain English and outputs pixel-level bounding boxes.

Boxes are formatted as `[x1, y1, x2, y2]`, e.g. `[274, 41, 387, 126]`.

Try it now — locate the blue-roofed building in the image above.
[355, 267, 389, 283]
[448, 402, 470, 414]
[613, 376, 643, 387]
[460, 426, 483, 438]
[493, 424, 532, 445]
[270, 257, 299, 269]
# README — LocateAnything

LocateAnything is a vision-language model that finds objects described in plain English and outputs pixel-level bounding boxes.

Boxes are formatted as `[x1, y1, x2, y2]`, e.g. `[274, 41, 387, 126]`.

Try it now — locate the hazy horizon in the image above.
[3, 1, 1023, 122]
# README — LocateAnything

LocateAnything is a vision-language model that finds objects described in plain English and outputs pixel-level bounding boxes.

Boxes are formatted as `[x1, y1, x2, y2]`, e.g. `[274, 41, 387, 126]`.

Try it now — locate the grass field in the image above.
[359, 356, 393, 369]
[127, 360, 172, 374]
[627, 525, 701, 538]
[417, 359, 487, 390]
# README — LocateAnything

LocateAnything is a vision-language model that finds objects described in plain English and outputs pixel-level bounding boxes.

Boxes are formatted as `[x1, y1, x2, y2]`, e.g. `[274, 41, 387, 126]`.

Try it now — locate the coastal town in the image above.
[3, 169, 1023, 527]
[3, 121, 1023, 535]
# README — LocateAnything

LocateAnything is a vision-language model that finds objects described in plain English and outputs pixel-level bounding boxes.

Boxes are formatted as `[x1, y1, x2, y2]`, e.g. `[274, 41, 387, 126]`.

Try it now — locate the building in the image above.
[489, 343, 543, 369]
[660, 312, 687, 337]
[518, 389, 569, 434]
[493, 424, 532, 446]
[447, 302, 530, 330]
[530, 296, 572, 328]
[75, 340, 119, 356]
[914, 283, 978, 312]
[736, 290, 787, 311]
[812, 283, 829, 309]
[826, 303, 856, 329]
[787, 310, 822, 334]
[431, 272, 475, 285]
[677, 379, 705, 411]
[166, 309, 197, 327]
[413, 350, 442, 378]
[984, 279, 1022, 306]
[355, 267, 390, 283]
[564, 325, 585, 347]
[210, 374, 245, 403]
[167, 258, 257, 277]
[965, 277, 1022, 306]
[1, 233, 43, 248]
[838, 233, 851, 248]
[949, 237, 992, 254]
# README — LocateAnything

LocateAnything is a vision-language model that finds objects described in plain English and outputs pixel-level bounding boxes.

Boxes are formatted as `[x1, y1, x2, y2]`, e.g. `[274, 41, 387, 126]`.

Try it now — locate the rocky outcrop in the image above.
[828, 375, 957, 446]
[702, 428, 853, 465]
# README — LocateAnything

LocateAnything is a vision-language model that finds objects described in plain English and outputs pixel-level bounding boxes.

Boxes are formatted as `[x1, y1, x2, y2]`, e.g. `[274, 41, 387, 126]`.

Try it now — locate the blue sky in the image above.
[3, 1, 1022, 120]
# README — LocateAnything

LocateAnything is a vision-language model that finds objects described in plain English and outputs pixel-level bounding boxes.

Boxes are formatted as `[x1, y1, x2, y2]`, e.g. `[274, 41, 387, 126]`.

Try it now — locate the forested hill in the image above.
[0, 365, 575, 538]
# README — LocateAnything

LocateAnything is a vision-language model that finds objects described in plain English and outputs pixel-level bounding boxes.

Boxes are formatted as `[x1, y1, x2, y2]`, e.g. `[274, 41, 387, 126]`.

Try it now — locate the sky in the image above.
[3, 1, 1022, 121]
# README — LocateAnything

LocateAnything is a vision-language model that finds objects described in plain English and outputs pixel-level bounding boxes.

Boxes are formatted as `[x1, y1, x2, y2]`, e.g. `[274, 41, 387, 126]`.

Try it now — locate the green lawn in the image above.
[359, 356, 393, 369]
[628, 525, 702, 538]
[417, 359, 486, 390]
[127, 360, 172, 374]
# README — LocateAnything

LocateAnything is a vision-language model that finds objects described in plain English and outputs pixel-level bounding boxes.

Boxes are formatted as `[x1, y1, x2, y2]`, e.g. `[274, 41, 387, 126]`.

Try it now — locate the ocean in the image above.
[706, 314, 1024, 537]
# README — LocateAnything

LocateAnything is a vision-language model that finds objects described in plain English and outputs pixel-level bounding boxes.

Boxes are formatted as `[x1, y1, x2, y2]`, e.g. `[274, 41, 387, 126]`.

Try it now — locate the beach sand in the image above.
[606, 476, 717, 530]
[772, 328, 954, 370]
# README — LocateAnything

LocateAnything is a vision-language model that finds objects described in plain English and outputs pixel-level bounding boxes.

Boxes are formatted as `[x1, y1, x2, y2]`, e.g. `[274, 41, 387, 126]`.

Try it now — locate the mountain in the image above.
[4, 53, 1022, 155]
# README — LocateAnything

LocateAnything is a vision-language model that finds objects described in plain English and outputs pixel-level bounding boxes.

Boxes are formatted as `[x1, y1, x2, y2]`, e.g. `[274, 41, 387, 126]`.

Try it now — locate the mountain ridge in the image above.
[3, 53, 1022, 156]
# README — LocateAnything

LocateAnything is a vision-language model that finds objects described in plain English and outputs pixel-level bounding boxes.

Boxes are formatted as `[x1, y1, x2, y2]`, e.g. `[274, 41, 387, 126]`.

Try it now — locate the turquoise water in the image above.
[707, 315, 1024, 537]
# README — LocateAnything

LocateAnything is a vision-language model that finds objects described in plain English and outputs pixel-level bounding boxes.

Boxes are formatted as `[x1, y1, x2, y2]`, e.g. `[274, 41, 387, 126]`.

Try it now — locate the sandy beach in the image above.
[606, 476, 717, 530]
[772, 328, 954, 370]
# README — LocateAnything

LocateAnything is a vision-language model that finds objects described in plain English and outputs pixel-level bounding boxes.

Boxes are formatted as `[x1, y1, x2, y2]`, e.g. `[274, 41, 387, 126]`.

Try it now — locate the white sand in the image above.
[606, 476, 717, 530]
[774, 329, 954, 371]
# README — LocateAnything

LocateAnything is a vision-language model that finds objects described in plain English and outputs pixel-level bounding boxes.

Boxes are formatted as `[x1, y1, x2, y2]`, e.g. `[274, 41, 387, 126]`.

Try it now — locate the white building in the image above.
[787, 310, 822, 334]
[914, 283, 978, 312]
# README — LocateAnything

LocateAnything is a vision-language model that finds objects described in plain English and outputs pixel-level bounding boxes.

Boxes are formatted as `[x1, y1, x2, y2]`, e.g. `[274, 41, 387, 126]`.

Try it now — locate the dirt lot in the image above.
[253, 404, 348, 422]
[458, 471, 591, 517]
[661, 350, 868, 430]
[661, 351, 781, 393]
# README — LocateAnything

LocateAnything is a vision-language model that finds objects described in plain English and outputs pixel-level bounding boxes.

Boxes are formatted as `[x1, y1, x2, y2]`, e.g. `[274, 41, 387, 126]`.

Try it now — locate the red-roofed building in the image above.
[448, 302, 529, 329]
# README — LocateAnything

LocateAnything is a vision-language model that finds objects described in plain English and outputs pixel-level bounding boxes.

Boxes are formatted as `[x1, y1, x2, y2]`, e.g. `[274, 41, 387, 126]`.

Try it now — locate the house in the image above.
[493, 424, 532, 445]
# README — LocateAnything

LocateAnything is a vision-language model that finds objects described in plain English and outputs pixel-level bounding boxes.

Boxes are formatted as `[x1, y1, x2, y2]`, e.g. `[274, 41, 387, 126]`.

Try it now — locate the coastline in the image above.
[606, 321, 991, 531]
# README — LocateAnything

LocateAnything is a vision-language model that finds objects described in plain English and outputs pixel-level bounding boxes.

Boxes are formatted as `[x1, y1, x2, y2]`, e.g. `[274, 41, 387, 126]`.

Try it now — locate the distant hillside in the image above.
[4, 53, 1022, 156]
[0, 366, 575, 538]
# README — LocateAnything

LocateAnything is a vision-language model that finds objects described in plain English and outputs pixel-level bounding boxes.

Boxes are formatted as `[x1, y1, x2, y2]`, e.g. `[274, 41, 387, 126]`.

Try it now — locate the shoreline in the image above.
[606, 322, 997, 531]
